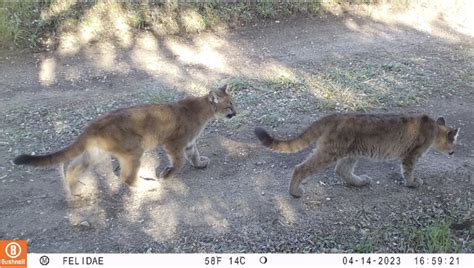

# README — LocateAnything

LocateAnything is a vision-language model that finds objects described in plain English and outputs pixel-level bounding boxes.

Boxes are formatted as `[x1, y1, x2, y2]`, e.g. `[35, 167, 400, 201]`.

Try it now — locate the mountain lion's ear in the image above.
[218, 84, 228, 93]
[209, 90, 220, 104]
[436, 117, 445, 126]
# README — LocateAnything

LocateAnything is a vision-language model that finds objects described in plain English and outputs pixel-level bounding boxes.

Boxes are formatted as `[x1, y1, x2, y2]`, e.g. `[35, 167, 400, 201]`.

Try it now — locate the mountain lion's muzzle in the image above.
[226, 109, 236, 118]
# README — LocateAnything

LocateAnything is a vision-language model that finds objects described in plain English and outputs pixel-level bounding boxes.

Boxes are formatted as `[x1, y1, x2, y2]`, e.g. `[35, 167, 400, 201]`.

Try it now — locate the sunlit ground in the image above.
[1, 1, 472, 251]
[36, 0, 473, 98]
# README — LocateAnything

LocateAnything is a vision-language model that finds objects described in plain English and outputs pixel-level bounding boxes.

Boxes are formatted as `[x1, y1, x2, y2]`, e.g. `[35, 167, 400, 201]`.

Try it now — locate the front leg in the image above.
[185, 143, 209, 169]
[401, 156, 423, 188]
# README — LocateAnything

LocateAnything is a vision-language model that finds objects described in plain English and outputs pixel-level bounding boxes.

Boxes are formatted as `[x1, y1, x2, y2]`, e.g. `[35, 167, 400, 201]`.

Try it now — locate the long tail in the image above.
[254, 122, 323, 153]
[13, 134, 88, 166]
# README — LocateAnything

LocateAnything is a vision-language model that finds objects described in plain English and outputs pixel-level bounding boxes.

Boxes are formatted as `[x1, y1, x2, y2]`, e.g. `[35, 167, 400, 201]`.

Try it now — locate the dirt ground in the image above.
[0, 13, 473, 253]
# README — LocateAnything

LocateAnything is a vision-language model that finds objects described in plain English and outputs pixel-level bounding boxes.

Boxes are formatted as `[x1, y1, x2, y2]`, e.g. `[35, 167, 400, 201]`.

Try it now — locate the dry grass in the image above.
[2, 0, 472, 49]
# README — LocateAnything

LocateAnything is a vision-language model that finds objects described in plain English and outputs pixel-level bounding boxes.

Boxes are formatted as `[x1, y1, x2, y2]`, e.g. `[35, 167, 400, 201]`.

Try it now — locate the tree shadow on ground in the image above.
[0, 2, 472, 253]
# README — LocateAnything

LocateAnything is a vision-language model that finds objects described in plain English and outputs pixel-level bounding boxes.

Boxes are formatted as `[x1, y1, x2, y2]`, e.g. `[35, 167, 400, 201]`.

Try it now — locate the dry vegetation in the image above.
[1, 0, 472, 48]
[0, 0, 472, 253]
[1, 0, 328, 48]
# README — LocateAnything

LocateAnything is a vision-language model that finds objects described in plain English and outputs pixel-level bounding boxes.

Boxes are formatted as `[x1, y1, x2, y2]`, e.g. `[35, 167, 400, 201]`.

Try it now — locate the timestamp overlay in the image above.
[25, 253, 473, 268]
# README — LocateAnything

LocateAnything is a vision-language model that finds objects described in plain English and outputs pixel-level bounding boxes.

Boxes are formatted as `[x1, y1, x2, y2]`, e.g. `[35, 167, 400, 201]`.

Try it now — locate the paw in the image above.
[358, 175, 372, 186]
[159, 167, 174, 179]
[405, 177, 424, 188]
[345, 175, 371, 187]
[194, 156, 210, 169]
[289, 186, 304, 198]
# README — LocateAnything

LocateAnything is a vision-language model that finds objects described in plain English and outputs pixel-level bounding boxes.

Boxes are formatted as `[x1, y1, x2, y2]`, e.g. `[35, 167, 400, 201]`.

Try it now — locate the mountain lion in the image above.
[14, 85, 236, 192]
[255, 113, 459, 198]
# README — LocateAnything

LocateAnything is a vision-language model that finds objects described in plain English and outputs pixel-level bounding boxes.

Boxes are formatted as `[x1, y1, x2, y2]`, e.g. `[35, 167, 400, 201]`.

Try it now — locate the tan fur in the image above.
[255, 113, 459, 198]
[14, 85, 236, 191]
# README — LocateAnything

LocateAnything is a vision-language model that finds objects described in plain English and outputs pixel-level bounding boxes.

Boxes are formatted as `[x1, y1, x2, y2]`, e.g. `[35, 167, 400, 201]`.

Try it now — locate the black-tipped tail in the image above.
[13, 154, 54, 166]
[13, 154, 35, 165]
[254, 127, 273, 147]
[13, 134, 88, 167]
[254, 125, 318, 153]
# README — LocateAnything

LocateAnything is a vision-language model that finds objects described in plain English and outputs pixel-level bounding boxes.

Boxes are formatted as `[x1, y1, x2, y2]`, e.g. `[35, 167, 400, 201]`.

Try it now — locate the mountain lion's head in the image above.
[209, 84, 236, 119]
[433, 117, 459, 155]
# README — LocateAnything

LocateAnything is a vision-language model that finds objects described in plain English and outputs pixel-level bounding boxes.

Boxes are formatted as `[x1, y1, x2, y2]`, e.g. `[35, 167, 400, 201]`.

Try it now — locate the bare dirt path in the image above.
[0, 14, 472, 253]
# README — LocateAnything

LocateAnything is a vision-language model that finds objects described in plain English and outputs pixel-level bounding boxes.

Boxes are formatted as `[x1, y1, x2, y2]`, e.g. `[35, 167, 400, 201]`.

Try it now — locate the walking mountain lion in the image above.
[14, 84, 236, 192]
[255, 113, 459, 198]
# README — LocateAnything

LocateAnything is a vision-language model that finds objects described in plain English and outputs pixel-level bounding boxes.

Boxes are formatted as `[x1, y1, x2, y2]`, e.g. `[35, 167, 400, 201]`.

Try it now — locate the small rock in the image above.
[79, 221, 91, 228]
[146, 248, 152, 253]
[326, 197, 331, 201]
[330, 248, 338, 253]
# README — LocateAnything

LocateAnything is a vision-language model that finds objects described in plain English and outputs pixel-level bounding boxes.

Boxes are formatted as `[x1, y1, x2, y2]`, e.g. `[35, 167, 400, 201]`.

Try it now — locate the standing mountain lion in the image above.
[14, 84, 236, 192]
[255, 113, 459, 198]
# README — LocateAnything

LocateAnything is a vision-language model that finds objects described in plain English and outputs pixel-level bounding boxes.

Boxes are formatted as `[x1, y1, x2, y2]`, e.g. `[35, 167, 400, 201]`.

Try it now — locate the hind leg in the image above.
[335, 157, 371, 186]
[65, 152, 91, 194]
[159, 144, 185, 179]
[289, 148, 337, 198]
[116, 149, 143, 187]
